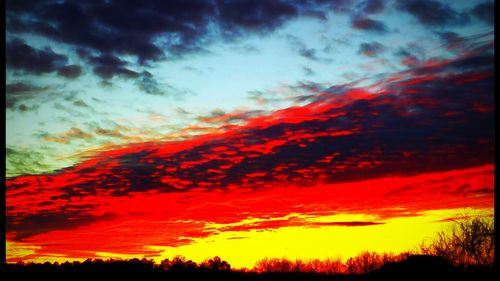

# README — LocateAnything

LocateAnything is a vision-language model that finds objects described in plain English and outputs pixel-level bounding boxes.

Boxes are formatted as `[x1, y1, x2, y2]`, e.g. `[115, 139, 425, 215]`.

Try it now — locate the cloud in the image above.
[313, 0, 353, 13]
[470, 2, 494, 24]
[6, 46, 493, 199]
[136, 71, 166, 96]
[5, 42, 494, 256]
[393, 44, 424, 66]
[285, 34, 332, 63]
[6, 147, 52, 178]
[4, 0, 306, 63]
[89, 53, 127, 67]
[357, 0, 385, 14]
[99, 80, 113, 88]
[73, 99, 88, 107]
[6, 82, 50, 109]
[302, 66, 315, 76]
[315, 221, 384, 227]
[93, 67, 139, 80]
[7, 1, 164, 62]
[6, 38, 68, 74]
[217, 0, 299, 38]
[17, 104, 40, 112]
[302, 9, 328, 21]
[42, 127, 93, 144]
[410, 48, 493, 75]
[436, 31, 466, 52]
[6, 164, 493, 254]
[351, 16, 388, 33]
[358, 42, 386, 57]
[218, 217, 384, 232]
[298, 47, 328, 62]
[6, 83, 45, 95]
[76, 51, 187, 97]
[396, 0, 469, 27]
[88, 54, 139, 80]
[57, 64, 82, 79]
[7, 207, 115, 240]
[197, 109, 263, 125]
[94, 127, 123, 138]
[3, 0, 364, 67]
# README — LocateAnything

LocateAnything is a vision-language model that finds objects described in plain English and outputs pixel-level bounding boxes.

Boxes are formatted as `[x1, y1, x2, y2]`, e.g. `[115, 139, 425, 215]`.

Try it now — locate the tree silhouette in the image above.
[4, 252, 494, 280]
[159, 256, 198, 272]
[253, 257, 346, 274]
[420, 214, 494, 267]
[200, 256, 231, 271]
[345, 252, 384, 274]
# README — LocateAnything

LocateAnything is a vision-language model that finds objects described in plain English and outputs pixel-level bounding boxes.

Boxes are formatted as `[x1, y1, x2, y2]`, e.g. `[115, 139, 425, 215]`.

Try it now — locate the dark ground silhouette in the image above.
[2, 255, 496, 280]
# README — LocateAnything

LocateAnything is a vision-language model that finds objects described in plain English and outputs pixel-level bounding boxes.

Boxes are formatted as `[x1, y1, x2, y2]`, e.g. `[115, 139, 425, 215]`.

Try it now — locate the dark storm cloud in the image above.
[396, 0, 469, 27]
[358, 42, 385, 57]
[7, 0, 361, 96]
[4, 0, 365, 65]
[6, 38, 68, 74]
[5, 0, 305, 63]
[351, 16, 388, 33]
[470, 2, 494, 24]
[7, 1, 166, 62]
[57, 65, 82, 79]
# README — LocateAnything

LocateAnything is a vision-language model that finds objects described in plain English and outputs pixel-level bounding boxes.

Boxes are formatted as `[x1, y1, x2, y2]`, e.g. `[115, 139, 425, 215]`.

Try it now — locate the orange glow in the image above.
[6, 165, 494, 268]
[5, 55, 494, 268]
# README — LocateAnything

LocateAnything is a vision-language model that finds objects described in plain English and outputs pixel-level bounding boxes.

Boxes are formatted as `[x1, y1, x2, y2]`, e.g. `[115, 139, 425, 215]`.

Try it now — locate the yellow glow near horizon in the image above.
[151, 208, 492, 269]
[6, 241, 40, 260]
[7, 207, 493, 268]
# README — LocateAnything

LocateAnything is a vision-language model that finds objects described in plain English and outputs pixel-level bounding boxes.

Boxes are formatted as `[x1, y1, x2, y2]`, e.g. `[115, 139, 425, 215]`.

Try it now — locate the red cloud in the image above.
[6, 48, 494, 260]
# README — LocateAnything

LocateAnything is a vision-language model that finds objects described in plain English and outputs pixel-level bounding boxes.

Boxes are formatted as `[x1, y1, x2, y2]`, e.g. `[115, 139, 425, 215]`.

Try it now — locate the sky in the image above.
[5, 0, 494, 268]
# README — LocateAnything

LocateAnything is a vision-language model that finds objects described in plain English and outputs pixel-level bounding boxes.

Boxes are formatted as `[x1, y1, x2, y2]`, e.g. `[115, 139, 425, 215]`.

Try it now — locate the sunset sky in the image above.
[6, 0, 494, 269]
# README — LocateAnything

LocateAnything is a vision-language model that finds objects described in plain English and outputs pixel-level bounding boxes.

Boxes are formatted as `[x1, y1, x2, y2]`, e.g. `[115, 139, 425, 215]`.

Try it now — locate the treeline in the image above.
[254, 252, 408, 274]
[4, 254, 494, 280]
[6, 256, 231, 274]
